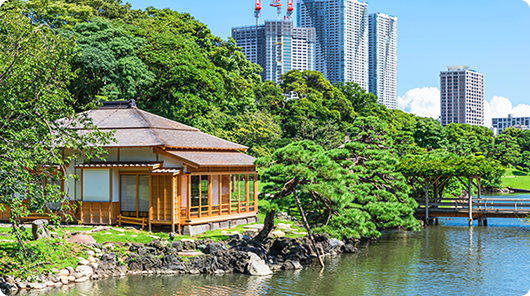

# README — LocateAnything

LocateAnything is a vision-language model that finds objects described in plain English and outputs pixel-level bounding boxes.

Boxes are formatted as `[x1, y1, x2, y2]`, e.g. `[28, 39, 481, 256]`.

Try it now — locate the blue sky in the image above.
[127, 0, 530, 124]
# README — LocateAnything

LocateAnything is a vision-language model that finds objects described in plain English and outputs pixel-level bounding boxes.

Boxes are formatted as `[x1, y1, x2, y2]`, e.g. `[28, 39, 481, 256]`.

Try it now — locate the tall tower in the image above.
[232, 21, 316, 83]
[297, 0, 369, 88]
[440, 66, 484, 126]
[368, 13, 397, 109]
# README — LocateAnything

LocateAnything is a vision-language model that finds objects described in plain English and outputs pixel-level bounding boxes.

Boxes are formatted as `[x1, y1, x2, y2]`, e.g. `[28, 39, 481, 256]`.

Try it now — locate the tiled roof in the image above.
[72, 102, 248, 151]
[150, 168, 182, 174]
[75, 162, 162, 169]
[164, 150, 255, 167]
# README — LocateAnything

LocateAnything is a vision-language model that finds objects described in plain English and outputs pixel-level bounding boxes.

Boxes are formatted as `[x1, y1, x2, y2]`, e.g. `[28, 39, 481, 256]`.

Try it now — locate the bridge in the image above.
[415, 196, 530, 226]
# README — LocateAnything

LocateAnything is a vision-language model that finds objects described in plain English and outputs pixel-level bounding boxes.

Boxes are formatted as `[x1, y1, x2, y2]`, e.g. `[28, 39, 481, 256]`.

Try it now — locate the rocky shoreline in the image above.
[0, 230, 357, 296]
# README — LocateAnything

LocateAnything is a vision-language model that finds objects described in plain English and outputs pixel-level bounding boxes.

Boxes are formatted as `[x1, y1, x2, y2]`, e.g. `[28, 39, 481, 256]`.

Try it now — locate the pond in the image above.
[22, 194, 530, 296]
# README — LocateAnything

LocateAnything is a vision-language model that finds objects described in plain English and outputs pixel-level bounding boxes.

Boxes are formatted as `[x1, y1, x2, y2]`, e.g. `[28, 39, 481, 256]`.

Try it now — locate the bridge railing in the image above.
[415, 197, 530, 211]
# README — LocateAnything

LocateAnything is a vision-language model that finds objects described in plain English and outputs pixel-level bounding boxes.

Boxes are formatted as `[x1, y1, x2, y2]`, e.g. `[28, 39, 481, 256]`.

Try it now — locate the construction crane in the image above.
[254, 0, 262, 26]
[270, 0, 282, 20]
[287, 0, 294, 21]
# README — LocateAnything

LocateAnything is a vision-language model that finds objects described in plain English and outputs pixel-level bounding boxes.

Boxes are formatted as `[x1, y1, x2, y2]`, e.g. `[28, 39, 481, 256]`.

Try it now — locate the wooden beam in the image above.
[208, 175, 212, 217]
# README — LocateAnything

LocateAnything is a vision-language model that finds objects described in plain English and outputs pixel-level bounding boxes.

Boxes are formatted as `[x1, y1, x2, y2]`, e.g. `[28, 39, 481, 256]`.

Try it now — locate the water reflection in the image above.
[32, 215, 530, 295]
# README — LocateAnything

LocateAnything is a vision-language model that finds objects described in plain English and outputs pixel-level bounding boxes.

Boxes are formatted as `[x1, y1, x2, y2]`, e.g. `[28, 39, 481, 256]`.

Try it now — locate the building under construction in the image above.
[232, 1, 315, 83]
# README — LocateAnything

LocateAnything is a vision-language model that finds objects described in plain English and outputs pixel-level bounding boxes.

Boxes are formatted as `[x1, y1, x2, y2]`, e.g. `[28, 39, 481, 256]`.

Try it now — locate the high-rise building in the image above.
[232, 21, 316, 83]
[440, 66, 484, 126]
[492, 114, 530, 135]
[297, 0, 369, 88]
[368, 13, 397, 109]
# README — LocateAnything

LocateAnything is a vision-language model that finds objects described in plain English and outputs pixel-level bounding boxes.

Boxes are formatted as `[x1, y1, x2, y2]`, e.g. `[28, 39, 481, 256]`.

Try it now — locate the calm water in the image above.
[24, 194, 530, 296]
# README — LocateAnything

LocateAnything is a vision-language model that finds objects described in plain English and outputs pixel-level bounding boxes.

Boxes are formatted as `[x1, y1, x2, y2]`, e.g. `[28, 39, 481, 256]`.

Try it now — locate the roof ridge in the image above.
[133, 107, 168, 146]
[134, 107, 199, 131]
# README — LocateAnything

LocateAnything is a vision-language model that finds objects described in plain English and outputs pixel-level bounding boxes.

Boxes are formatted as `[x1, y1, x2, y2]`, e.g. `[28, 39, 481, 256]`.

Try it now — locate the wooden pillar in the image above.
[468, 177, 473, 226]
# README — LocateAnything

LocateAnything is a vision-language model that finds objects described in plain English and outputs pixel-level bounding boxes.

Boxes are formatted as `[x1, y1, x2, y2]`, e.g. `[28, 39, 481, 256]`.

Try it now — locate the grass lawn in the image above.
[502, 175, 530, 190]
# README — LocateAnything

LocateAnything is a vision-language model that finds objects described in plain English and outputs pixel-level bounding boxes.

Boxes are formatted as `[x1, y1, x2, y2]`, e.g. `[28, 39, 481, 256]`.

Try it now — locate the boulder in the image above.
[248, 260, 273, 276]
[329, 238, 344, 250]
[66, 233, 96, 244]
[99, 253, 117, 270]
[27, 282, 46, 289]
[205, 243, 224, 254]
[76, 265, 94, 277]
[342, 244, 358, 253]
[181, 239, 196, 251]
[0, 282, 18, 296]
[171, 241, 183, 252]
[31, 219, 50, 240]
[276, 212, 291, 221]
[138, 247, 157, 257]
[271, 230, 285, 238]
[78, 259, 90, 266]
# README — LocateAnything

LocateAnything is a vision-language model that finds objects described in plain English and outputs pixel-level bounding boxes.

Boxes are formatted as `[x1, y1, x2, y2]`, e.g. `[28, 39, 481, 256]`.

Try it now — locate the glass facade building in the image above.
[232, 21, 316, 83]
[368, 13, 397, 109]
[297, 0, 369, 88]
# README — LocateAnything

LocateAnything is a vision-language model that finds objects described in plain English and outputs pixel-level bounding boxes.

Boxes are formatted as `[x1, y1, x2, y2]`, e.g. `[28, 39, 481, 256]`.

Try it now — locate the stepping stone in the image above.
[178, 251, 203, 257]
[131, 235, 137, 238]
[243, 224, 264, 229]
[118, 234, 125, 236]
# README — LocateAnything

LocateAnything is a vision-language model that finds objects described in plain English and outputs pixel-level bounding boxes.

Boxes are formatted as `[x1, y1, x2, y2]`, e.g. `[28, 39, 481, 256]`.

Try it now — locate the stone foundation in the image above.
[182, 216, 259, 236]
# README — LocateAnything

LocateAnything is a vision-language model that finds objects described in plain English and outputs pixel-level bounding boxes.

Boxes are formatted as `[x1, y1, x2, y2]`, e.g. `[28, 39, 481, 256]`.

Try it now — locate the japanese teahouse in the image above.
[6, 100, 258, 235]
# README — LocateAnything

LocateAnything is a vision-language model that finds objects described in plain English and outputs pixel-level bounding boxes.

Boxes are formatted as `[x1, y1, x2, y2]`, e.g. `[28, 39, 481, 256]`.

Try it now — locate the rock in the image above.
[141, 255, 162, 270]
[99, 253, 117, 270]
[242, 230, 258, 238]
[74, 277, 88, 283]
[329, 238, 344, 250]
[88, 256, 97, 263]
[50, 232, 61, 239]
[138, 247, 157, 257]
[276, 212, 291, 221]
[342, 244, 357, 253]
[271, 230, 285, 238]
[196, 244, 207, 252]
[16, 282, 27, 289]
[181, 240, 196, 251]
[71, 272, 83, 279]
[205, 243, 224, 254]
[46, 281, 55, 287]
[291, 261, 303, 270]
[58, 269, 69, 276]
[50, 275, 60, 283]
[28, 282, 46, 289]
[67, 276, 75, 282]
[86, 250, 95, 256]
[113, 227, 125, 232]
[171, 241, 183, 252]
[78, 259, 90, 266]
[0, 282, 18, 295]
[3, 277, 13, 285]
[60, 277, 68, 285]
[88, 263, 98, 270]
[242, 235, 251, 241]
[31, 219, 50, 240]
[66, 266, 75, 274]
[66, 233, 96, 244]
[277, 223, 292, 230]
[248, 260, 273, 276]
[76, 265, 94, 277]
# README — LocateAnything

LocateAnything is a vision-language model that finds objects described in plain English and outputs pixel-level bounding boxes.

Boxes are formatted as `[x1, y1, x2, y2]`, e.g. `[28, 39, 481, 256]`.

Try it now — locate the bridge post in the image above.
[468, 177, 473, 226]
[425, 178, 429, 222]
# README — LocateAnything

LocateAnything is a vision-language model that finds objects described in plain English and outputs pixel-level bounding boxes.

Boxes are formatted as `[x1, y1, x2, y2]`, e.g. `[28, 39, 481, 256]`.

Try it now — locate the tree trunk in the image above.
[294, 190, 325, 268]
[254, 210, 275, 242]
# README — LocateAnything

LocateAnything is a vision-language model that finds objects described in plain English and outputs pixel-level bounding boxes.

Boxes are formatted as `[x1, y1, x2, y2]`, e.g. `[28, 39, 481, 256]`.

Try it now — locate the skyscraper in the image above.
[297, 0, 369, 88]
[440, 66, 484, 126]
[368, 13, 397, 109]
[232, 21, 316, 83]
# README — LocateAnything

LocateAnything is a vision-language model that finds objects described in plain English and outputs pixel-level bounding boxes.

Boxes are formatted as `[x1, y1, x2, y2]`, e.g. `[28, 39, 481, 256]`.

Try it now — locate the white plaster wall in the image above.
[92, 148, 118, 162]
[83, 169, 110, 202]
[159, 155, 184, 168]
[119, 148, 156, 162]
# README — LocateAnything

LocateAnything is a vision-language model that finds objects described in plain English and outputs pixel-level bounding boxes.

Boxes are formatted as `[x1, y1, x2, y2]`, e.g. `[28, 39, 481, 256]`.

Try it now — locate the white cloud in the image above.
[398, 87, 530, 128]
[484, 96, 530, 127]
[397, 87, 440, 119]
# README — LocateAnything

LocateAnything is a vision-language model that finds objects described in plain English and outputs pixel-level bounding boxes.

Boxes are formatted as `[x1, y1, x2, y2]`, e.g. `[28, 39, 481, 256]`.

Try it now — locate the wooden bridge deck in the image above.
[415, 197, 530, 224]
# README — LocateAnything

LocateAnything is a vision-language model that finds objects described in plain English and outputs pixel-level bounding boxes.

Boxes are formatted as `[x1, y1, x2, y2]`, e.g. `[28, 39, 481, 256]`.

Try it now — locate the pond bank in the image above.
[0, 227, 358, 295]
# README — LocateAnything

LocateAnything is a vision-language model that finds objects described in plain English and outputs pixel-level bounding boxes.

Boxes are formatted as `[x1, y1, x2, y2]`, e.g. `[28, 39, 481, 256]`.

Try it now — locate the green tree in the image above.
[0, 3, 109, 245]
[413, 117, 448, 150]
[59, 17, 155, 107]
